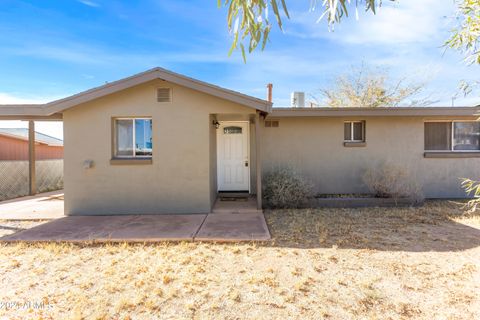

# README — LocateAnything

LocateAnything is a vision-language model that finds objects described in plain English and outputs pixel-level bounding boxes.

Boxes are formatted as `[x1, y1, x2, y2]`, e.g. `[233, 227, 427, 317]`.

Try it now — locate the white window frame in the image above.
[424, 120, 480, 152]
[344, 121, 365, 142]
[114, 117, 153, 158]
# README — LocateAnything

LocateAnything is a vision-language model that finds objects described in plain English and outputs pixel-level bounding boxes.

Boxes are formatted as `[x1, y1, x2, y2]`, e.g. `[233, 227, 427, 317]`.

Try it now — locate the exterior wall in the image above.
[63, 79, 255, 215]
[0, 135, 63, 160]
[262, 116, 480, 198]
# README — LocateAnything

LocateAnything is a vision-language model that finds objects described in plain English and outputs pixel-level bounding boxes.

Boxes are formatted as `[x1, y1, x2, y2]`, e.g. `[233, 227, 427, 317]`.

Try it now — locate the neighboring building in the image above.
[0, 67, 479, 215]
[0, 128, 63, 160]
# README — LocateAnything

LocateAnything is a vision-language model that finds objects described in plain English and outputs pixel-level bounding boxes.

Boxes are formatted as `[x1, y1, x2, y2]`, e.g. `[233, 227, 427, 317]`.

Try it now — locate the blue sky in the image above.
[0, 0, 479, 138]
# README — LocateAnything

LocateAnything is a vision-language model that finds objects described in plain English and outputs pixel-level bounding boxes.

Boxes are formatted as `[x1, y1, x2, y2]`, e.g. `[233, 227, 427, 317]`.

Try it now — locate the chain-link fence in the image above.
[0, 159, 63, 201]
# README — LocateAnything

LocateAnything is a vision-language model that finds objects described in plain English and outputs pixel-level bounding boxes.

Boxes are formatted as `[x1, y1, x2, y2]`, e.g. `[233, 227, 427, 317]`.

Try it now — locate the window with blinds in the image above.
[424, 121, 480, 151]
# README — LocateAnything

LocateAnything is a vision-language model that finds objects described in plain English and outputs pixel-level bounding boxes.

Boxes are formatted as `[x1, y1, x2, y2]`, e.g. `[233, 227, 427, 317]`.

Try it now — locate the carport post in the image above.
[28, 120, 36, 195]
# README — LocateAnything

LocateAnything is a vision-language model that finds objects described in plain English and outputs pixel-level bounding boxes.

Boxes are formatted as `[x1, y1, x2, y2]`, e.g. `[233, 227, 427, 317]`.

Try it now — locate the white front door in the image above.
[217, 122, 250, 191]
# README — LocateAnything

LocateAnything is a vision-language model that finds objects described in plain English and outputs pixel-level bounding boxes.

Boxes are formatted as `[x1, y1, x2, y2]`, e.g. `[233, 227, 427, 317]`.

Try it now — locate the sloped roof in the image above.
[0, 67, 272, 117]
[0, 128, 63, 146]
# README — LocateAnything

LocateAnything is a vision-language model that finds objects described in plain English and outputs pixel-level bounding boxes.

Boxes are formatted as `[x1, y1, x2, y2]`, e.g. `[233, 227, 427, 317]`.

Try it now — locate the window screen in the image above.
[116, 120, 134, 156]
[424, 122, 451, 151]
[353, 122, 364, 141]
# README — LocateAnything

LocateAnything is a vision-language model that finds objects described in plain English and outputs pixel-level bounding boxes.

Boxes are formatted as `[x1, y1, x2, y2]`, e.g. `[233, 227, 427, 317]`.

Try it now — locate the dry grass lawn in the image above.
[1, 201, 479, 319]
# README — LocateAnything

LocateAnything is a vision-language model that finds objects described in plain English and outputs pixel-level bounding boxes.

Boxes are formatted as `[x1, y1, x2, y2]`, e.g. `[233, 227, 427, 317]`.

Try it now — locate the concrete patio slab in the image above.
[0, 190, 64, 220]
[194, 213, 271, 242]
[212, 197, 262, 214]
[0, 214, 207, 242]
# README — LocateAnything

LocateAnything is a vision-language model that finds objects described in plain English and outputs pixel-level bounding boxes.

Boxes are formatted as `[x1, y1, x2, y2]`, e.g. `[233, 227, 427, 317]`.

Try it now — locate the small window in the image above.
[224, 126, 242, 134]
[344, 121, 365, 142]
[114, 118, 152, 157]
[265, 120, 279, 128]
[157, 88, 171, 102]
[425, 121, 480, 151]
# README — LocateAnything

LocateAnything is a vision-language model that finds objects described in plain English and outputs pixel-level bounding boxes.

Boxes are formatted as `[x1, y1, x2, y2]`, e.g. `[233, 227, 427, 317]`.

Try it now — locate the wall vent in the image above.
[157, 88, 172, 102]
[265, 120, 279, 128]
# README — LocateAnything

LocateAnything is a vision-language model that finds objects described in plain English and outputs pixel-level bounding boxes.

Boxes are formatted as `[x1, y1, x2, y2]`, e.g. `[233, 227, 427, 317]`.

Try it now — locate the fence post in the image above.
[28, 120, 36, 195]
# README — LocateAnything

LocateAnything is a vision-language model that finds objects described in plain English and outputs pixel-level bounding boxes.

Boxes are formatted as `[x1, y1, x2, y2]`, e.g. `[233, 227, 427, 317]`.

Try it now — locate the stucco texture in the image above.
[63, 79, 256, 215]
[262, 116, 480, 198]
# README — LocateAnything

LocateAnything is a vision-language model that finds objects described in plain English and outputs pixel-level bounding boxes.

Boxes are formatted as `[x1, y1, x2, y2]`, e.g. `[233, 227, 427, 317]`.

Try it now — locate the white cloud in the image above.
[77, 0, 99, 8]
[4, 42, 237, 66]
[0, 92, 56, 104]
[288, 0, 455, 45]
[340, 0, 450, 44]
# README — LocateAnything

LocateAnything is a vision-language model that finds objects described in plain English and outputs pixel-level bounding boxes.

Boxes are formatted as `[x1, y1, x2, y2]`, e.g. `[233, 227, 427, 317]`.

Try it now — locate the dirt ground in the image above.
[0, 201, 479, 319]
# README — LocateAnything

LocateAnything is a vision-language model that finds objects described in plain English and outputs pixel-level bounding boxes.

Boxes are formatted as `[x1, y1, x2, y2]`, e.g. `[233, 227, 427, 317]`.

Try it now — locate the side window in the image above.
[344, 121, 365, 142]
[425, 121, 480, 151]
[114, 118, 152, 158]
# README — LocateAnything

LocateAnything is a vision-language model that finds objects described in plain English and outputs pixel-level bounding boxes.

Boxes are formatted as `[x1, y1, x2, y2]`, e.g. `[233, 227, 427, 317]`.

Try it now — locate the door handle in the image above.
[245, 161, 249, 167]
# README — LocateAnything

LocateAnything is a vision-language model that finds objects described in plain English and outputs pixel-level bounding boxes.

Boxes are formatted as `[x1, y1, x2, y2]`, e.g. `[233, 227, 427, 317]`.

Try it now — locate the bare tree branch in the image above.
[314, 64, 435, 108]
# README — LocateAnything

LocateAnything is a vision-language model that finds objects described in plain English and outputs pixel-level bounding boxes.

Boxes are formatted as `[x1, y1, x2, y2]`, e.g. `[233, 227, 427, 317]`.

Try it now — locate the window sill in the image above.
[424, 152, 480, 158]
[344, 142, 366, 147]
[110, 158, 152, 165]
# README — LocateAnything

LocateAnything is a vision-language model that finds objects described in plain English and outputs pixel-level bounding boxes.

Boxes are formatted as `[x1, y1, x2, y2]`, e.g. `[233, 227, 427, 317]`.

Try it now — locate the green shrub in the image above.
[363, 163, 424, 202]
[263, 166, 313, 208]
[461, 178, 480, 212]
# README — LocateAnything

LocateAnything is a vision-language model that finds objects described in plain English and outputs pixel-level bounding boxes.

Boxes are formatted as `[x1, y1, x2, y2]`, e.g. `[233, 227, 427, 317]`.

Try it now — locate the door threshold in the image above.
[218, 192, 251, 200]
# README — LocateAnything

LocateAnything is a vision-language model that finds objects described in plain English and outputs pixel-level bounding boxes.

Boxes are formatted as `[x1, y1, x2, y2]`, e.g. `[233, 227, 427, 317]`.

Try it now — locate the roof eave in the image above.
[270, 107, 480, 117]
[42, 68, 272, 114]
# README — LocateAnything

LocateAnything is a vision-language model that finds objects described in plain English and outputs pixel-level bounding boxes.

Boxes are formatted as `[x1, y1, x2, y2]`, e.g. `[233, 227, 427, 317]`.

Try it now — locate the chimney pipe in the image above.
[266, 83, 273, 102]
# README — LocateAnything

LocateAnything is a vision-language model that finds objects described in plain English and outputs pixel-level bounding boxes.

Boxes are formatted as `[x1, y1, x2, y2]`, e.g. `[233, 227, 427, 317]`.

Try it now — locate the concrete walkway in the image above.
[0, 213, 270, 242]
[0, 191, 65, 220]
[0, 192, 270, 242]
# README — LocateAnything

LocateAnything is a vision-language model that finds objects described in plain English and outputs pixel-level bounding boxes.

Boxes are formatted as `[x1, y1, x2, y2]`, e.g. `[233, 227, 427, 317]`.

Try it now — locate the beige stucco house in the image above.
[0, 67, 479, 215]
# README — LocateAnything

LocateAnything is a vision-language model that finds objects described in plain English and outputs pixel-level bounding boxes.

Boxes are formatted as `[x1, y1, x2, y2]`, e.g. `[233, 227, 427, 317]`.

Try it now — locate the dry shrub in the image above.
[363, 163, 423, 202]
[263, 166, 313, 209]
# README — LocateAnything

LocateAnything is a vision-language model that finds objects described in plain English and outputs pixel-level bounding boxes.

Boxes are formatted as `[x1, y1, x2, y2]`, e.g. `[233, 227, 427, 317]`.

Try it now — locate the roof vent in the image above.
[290, 92, 305, 108]
[157, 88, 172, 102]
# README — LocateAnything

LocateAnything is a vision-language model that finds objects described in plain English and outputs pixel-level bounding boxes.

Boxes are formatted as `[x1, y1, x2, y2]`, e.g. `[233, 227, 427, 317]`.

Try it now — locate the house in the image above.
[0, 128, 63, 160]
[0, 67, 478, 215]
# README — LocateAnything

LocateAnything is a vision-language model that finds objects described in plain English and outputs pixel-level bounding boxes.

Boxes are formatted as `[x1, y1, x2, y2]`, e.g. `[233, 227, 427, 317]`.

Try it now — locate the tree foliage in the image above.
[314, 64, 433, 108]
[219, 0, 480, 66]
[218, 0, 384, 61]
[445, 0, 480, 65]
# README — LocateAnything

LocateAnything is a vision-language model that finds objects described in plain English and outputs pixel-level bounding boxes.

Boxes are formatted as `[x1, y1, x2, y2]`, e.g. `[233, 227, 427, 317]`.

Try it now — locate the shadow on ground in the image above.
[264, 200, 480, 252]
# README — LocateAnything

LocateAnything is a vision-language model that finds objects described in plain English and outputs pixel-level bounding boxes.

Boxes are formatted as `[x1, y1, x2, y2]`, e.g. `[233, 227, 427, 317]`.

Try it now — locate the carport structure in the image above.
[0, 111, 62, 196]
